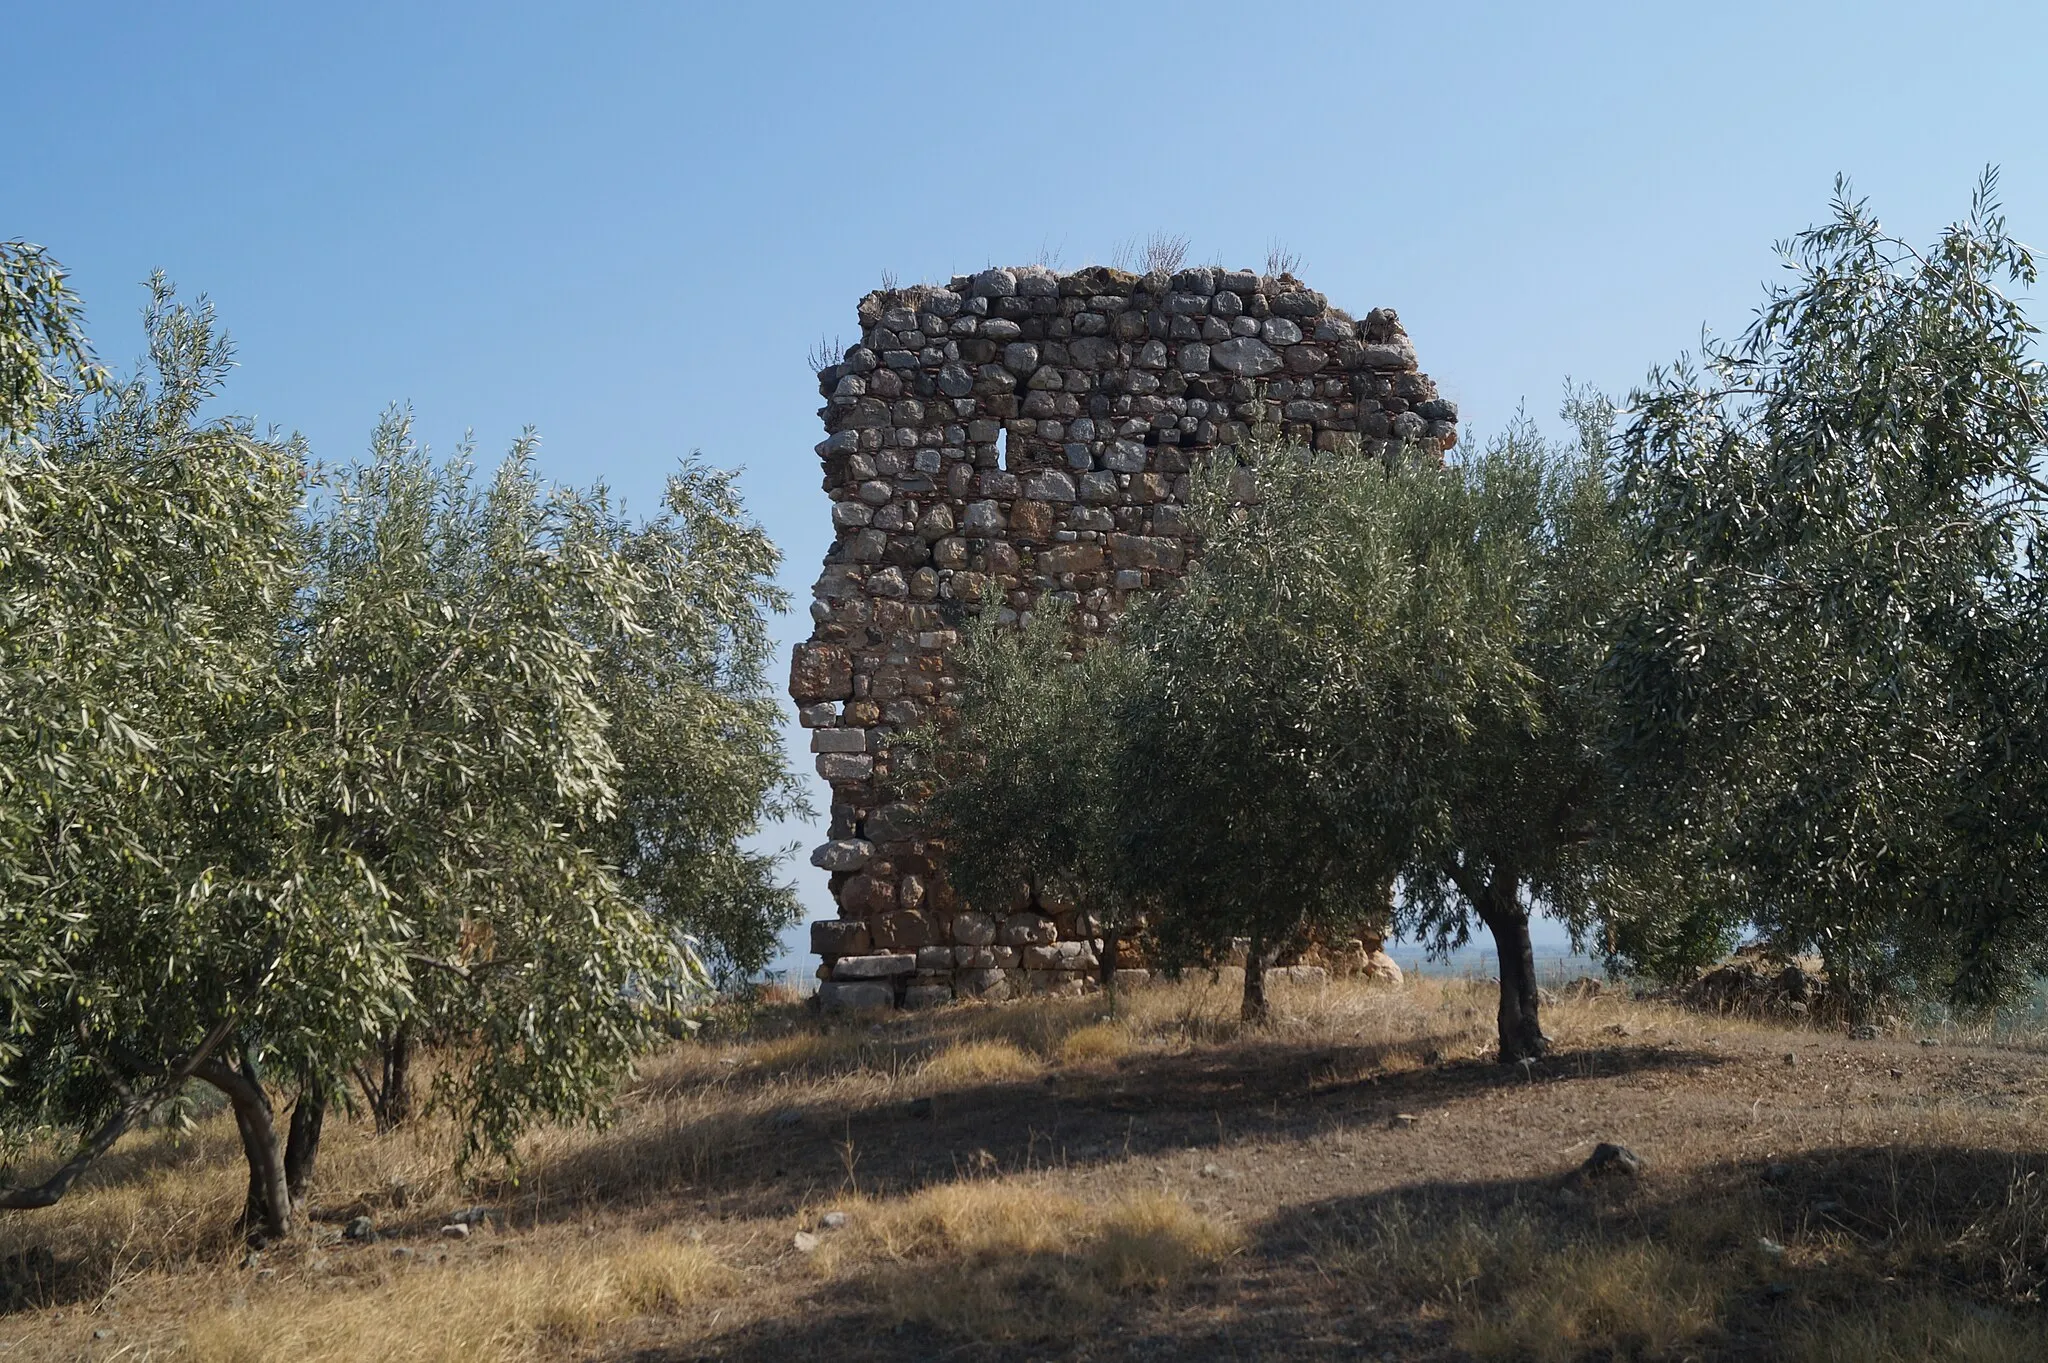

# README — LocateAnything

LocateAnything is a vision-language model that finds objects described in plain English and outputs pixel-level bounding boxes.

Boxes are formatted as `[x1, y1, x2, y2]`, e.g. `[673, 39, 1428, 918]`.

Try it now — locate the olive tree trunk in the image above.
[377, 1025, 413, 1130]
[1477, 868, 1550, 1064]
[195, 1053, 292, 1243]
[283, 1079, 326, 1212]
[1241, 927, 1269, 1023]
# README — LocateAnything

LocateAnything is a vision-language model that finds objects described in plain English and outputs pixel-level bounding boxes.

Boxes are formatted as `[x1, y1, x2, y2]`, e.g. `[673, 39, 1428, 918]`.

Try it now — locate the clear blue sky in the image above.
[11, 2, 2046, 961]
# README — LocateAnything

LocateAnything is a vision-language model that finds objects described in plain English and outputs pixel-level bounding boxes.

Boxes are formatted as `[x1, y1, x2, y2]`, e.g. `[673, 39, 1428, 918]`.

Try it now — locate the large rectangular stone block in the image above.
[810, 920, 871, 957]
[832, 953, 917, 980]
[819, 981, 894, 1013]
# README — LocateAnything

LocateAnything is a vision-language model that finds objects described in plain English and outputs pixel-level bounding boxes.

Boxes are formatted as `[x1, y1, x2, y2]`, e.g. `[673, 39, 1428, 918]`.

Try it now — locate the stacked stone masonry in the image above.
[793, 265, 1457, 1011]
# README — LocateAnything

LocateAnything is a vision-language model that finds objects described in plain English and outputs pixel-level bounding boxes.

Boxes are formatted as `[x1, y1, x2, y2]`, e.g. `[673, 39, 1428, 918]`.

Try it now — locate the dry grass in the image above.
[814, 1180, 1239, 1343]
[919, 1038, 1044, 1086]
[174, 1233, 726, 1363]
[1303, 1146, 2048, 1362]
[9, 974, 2048, 1360]
[1785, 1295, 2048, 1363]
[1458, 1241, 1721, 1361]
[1057, 1020, 1135, 1064]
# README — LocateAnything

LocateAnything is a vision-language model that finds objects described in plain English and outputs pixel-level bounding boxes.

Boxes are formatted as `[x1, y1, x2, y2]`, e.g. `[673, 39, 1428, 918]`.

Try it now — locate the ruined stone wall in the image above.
[791, 264, 1457, 1011]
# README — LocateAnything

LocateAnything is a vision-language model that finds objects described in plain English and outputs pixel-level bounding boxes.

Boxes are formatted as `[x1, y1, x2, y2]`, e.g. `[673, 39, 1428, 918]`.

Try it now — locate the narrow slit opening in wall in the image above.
[998, 427, 1010, 470]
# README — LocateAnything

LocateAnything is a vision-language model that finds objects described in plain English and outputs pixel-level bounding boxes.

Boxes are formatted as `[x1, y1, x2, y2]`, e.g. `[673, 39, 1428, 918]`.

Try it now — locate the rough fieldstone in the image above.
[961, 501, 1006, 536]
[1079, 470, 1120, 502]
[1103, 439, 1147, 473]
[952, 911, 996, 947]
[972, 269, 1017, 298]
[872, 909, 937, 951]
[1108, 534, 1185, 572]
[816, 753, 874, 783]
[789, 643, 852, 702]
[1009, 501, 1052, 540]
[1271, 290, 1325, 317]
[903, 984, 953, 1010]
[1001, 912, 1058, 947]
[865, 801, 924, 842]
[1260, 317, 1302, 346]
[809, 839, 874, 872]
[918, 504, 955, 539]
[1211, 337, 1283, 376]
[1284, 344, 1330, 375]
[1024, 470, 1077, 501]
[937, 363, 974, 397]
[840, 872, 894, 916]
[1357, 340, 1418, 370]
[957, 968, 1010, 1000]
[1041, 543, 1105, 574]
[1069, 336, 1116, 368]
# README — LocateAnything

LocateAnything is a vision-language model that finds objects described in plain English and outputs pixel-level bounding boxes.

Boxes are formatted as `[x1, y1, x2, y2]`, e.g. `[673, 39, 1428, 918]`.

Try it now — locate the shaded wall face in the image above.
[792, 264, 1456, 1010]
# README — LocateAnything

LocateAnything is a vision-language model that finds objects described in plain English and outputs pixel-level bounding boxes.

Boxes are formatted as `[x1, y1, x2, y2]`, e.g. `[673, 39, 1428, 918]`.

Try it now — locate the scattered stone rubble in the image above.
[1670, 944, 1866, 1027]
[793, 265, 1457, 1011]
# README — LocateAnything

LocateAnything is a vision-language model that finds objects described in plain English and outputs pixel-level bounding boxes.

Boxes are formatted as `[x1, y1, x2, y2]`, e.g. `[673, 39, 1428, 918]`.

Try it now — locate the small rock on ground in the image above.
[1579, 1142, 1644, 1179]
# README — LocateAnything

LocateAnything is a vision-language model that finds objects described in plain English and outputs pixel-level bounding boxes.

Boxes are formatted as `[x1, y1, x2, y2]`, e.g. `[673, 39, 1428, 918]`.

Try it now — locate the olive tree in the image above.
[1609, 176, 2048, 1011]
[908, 598, 1147, 994]
[1107, 456, 1410, 1022]
[573, 463, 808, 989]
[0, 239, 100, 437]
[3, 270, 802, 1239]
[1355, 421, 1636, 1061]
[0, 279, 399, 1238]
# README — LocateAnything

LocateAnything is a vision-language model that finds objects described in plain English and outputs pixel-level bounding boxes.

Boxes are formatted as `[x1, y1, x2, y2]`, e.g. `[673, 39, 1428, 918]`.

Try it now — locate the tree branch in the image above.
[0, 1014, 238, 1211]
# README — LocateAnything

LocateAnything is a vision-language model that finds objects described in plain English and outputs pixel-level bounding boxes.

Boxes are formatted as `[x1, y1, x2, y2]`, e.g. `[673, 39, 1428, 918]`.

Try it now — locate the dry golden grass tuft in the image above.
[1457, 1241, 1719, 1362]
[1056, 1020, 1135, 1064]
[173, 1233, 726, 1363]
[818, 1179, 1239, 1342]
[1088, 1188, 1239, 1290]
[918, 1037, 1044, 1086]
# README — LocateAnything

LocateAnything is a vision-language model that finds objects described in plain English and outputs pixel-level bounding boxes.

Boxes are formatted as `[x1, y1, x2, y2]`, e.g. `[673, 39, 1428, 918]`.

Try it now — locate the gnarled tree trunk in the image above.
[196, 1051, 292, 1243]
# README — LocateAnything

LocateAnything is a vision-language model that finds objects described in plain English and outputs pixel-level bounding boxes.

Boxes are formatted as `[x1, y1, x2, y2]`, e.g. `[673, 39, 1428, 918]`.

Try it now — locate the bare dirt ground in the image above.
[6, 976, 2048, 1362]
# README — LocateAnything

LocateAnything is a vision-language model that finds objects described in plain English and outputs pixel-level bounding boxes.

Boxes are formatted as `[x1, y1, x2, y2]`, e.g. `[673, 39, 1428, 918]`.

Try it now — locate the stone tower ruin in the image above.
[792, 264, 1456, 1010]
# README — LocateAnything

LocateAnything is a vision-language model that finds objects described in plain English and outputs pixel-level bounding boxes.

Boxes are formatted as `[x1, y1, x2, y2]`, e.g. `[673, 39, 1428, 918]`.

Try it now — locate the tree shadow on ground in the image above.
[645, 1143, 2048, 1363]
[526, 1032, 1726, 1223]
